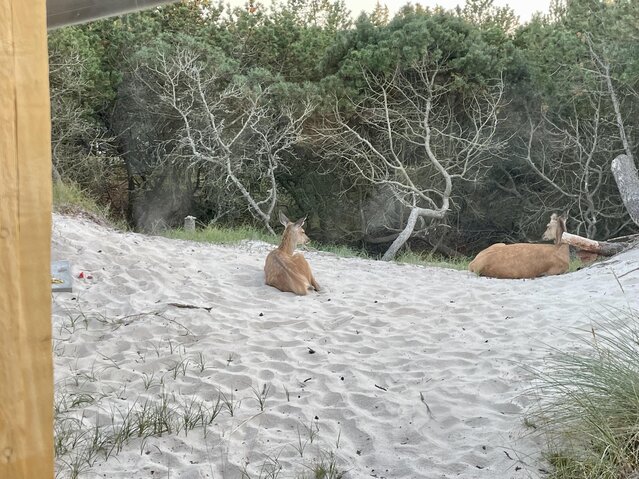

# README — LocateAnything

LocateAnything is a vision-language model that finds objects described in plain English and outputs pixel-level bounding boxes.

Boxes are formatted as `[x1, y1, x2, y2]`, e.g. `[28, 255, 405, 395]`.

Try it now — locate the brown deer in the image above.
[264, 212, 320, 295]
[468, 213, 570, 279]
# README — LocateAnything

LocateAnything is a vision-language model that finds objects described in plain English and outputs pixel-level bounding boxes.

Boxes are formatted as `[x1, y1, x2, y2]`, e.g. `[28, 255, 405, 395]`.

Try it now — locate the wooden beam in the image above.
[47, 0, 179, 30]
[0, 0, 54, 477]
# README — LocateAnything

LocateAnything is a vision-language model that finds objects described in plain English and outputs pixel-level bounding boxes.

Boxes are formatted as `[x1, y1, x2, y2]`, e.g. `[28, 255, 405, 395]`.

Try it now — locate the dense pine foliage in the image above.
[49, 0, 639, 256]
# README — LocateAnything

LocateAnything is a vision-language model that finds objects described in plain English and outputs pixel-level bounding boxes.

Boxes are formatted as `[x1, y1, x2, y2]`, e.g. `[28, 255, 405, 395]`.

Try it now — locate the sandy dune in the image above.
[51, 213, 639, 478]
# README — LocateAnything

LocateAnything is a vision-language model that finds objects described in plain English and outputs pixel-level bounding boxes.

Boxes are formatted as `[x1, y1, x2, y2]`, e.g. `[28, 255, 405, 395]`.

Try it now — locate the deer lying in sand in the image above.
[468, 213, 570, 279]
[264, 212, 320, 295]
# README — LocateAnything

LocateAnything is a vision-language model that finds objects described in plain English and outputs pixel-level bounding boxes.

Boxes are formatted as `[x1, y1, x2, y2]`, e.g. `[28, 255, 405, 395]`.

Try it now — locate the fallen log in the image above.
[561, 232, 630, 256]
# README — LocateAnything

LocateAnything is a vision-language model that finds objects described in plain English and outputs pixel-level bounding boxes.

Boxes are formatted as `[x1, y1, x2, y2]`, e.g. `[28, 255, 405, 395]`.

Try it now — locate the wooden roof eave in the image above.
[46, 0, 179, 30]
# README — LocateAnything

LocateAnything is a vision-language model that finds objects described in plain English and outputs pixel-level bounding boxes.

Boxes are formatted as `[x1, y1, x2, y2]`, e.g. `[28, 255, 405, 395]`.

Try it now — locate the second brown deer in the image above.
[468, 213, 570, 279]
[264, 212, 320, 295]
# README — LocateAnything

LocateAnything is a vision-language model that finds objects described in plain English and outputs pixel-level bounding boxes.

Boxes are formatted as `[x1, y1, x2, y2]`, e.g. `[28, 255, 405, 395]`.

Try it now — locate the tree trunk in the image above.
[611, 154, 639, 228]
[382, 207, 420, 261]
[561, 232, 629, 256]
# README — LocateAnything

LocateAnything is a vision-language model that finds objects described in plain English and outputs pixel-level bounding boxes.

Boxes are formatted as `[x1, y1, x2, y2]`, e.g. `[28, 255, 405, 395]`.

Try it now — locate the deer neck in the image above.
[554, 220, 566, 247]
[278, 229, 297, 255]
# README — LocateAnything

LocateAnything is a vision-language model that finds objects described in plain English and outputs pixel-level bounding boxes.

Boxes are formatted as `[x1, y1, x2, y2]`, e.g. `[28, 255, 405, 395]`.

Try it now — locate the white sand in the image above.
[51, 213, 639, 478]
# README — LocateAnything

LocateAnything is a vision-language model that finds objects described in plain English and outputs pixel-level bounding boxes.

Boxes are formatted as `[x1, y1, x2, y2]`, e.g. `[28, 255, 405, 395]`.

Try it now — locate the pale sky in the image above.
[358, 0, 550, 22]
[226, 0, 553, 23]
[344, 0, 552, 22]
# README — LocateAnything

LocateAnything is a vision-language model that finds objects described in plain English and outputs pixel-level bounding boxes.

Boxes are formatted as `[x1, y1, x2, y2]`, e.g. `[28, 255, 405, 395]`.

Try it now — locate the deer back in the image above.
[469, 214, 570, 279]
[470, 243, 569, 279]
[264, 214, 315, 295]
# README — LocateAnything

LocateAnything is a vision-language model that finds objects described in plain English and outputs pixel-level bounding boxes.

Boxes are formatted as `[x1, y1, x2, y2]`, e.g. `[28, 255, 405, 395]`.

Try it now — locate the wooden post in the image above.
[0, 0, 54, 477]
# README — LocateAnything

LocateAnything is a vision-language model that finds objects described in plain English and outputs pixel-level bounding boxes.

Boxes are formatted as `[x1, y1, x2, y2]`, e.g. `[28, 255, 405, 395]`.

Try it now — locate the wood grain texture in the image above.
[0, 0, 54, 477]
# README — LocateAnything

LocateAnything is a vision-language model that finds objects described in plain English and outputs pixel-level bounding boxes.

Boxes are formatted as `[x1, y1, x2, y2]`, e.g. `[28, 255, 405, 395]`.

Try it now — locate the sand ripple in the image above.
[51, 214, 639, 478]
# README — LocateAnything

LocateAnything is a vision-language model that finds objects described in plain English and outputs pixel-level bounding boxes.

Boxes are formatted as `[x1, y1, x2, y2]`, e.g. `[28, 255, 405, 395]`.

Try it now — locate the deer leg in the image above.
[291, 283, 309, 296]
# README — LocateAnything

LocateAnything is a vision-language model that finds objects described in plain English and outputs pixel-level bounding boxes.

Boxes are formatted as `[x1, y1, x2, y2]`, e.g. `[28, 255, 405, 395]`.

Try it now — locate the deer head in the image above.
[542, 213, 567, 244]
[279, 211, 310, 249]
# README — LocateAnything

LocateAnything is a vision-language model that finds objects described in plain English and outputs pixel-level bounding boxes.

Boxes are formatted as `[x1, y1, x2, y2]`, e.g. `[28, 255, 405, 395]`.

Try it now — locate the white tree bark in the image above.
[561, 231, 628, 256]
[585, 36, 639, 229]
[611, 154, 639, 228]
[138, 48, 314, 233]
[318, 57, 504, 260]
[381, 205, 447, 260]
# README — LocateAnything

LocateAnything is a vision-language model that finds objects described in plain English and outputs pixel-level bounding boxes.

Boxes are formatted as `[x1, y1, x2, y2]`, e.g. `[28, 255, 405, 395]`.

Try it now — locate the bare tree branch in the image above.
[136, 47, 315, 233]
[316, 55, 505, 259]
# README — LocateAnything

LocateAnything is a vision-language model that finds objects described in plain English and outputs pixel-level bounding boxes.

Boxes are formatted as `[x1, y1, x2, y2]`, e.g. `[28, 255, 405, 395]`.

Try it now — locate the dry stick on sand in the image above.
[419, 392, 435, 419]
[167, 302, 213, 312]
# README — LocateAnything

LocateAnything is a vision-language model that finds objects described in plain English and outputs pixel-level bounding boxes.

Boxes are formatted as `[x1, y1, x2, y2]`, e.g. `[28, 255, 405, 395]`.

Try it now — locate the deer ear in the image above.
[294, 216, 307, 228]
[279, 211, 290, 226]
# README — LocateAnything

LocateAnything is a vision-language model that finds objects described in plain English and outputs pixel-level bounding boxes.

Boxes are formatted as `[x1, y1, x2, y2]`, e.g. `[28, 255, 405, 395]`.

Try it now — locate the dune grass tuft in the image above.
[53, 304, 346, 478]
[305, 451, 345, 479]
[53, 180, 126, 228]
[530, 307, 639, 479]
[163, 225, 279, 245]
[396, 250, 471, 270]
[165, 226, 473, 271]
[568, 257, 584, 273]
[163, 226, 369, 260]
[53, 181, 104, 215]
[310, 243, 369, 259]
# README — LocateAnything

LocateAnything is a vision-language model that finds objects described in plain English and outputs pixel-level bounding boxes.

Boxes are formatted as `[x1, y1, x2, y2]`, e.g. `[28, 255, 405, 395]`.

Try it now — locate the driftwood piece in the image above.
[612, 154, 639, 228]
[561, 232, 629, 256]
